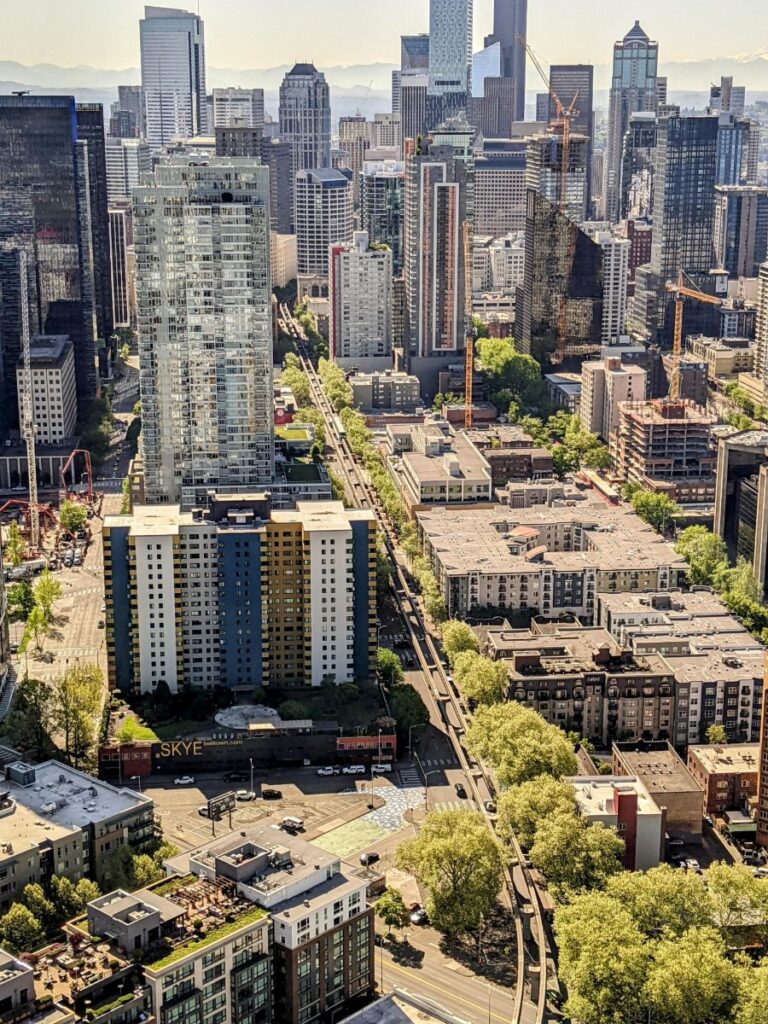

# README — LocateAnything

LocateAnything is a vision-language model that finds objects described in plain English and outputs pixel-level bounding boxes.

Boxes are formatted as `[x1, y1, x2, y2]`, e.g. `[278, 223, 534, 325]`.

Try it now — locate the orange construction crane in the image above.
[665, 271, 722, 400]
[520, 36, 579, 213]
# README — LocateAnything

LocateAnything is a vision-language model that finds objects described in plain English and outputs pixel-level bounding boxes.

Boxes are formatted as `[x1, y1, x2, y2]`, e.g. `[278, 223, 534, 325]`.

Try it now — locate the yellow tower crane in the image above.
[665, 271, 723, 400]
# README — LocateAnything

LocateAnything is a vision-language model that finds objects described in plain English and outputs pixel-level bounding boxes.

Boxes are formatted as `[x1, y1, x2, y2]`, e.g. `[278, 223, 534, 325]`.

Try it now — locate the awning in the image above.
[726, 821, 757, 834]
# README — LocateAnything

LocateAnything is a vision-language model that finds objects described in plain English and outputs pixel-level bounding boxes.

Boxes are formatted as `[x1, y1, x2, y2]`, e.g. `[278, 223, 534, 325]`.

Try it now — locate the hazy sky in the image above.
[4, 0, 768, 69]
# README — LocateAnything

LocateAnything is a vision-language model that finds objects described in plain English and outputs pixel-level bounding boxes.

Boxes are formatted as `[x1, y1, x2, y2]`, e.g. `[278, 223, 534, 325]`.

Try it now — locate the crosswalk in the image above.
[398, 766, 423, 788]
[421, 758, 456, 768]
[431, 800, 476, 813]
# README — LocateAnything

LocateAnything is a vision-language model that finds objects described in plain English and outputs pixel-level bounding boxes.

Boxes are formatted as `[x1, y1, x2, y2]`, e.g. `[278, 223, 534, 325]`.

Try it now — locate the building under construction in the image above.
[611, 398, 718, 502]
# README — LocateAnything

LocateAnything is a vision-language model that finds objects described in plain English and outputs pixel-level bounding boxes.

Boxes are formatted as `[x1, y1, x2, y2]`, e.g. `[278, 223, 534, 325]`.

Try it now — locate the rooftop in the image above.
[0, 761, 151, 851]
[614, 742, 703, 796]
[688, 743, 760, 776]
[618, 399, 716, 427]
[570, 775, 661, 817]
[17, 335, 72, 368]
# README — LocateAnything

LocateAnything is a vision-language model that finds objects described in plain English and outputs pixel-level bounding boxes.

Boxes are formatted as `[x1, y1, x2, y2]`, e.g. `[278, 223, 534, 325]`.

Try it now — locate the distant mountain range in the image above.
[2, 54, 768, 118]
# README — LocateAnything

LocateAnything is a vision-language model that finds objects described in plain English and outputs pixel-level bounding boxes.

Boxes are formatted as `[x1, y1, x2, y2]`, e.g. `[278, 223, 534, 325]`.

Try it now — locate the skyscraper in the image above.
[294, 168, 353, 299]
[76, 104, 114, 344]
[602, 22, 659, 223]
[133, 159, 273, 507]
[139, 5, 208, 148]
[0, 95, 97, 412]
[484, 0, 527, 121]
[211, 88, 265, 132]
[360, 161, 405, 276]
[427, 0, 473, 128]
[278, 63, 331, 178]
[548, 65, 594, 209]
[329, 231, 393, 367]
[338, 116, 370, 208]
[714, 186, 768, 279]
[109, 85, 144, 138]
[631, 115, 719, 342]
[105, 137, 152, 203]
[399, 73, 428, 147]
[526, 133, 590, 224]
[401, 34, 430, 71]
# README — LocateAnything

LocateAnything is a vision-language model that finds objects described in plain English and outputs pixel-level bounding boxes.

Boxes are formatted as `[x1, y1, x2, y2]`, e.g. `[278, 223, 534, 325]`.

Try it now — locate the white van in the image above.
[371, 764, 393, 774]
[281, 816, 304, 832]
[342, 765, 366, 775]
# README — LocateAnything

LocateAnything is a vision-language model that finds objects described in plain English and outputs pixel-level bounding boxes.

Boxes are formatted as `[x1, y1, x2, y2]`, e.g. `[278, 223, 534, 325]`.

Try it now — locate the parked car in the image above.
[236, 790, 253, 801]
[174, 776, 195, 786]
[684, 858, 701, 873]
[223, 771, 245, 782]
[484, 800, 497, 814]
[316, 766, 336, 776]
[343, 765, 366, 775]
[261, 788, 282, 800]
[197, 806, 209, 818]
[666, 838, 685, 848]
[359, 851, 380, 866]
[97, 620, 105, 629]
[410, 907, 428, 925]
[454, 783, 467, 798]
[371, 764, 392, 774]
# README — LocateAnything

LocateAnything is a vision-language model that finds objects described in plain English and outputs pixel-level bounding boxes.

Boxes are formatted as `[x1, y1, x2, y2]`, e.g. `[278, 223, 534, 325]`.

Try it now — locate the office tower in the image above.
[338, 116, 370, 207]
[370, 113, 400, 153]
[427, 0, 473, 128]
[591, 150, 604, 211]
[360, 160, 405, 275]
[714, 430, 768, 597]
[104, 497, 376, 692]
[710, 76, 746, 117]
[260, 138, 293, 235]
[526, 133, 590, 223]
[109, 84, 144, 138]
[714, 113, 750, 185]
[549, 65, 594, 208]
[108, 203, 134, 328]
[215, 124, 261, 156]
[403, 138, 472, 375]
[472, 41, 502, 102]
[580, 355, 647, 441]
[477, 77, 517, 139]
[713, 186, 768, 279]
[211, 87, 264, 132]
[582, 223, 630, 342]
[535, 93, 549, 122]
[278, 63, 331, 178]
[133, 159, 273, 507]
[0, 95, 97, 410]
[400, 73, 428, 146]
[745, 121, 761, 184]
[105, 137, 151, 203]
[139, 5, 207, 148]
[603, 21, 659, 223]
[76, 104, 114, 344]
[620, 112, 658, 220]
[517, 191, 603, 364]
[294, 168, 353, 299]
[16, 335, 78, 445]
[632, 115, 719, 342]
[402, 33, 430, 70]
[474, 139, 527, 234]
[754, 262, 768, 386]
[484, 0, 527, 121]
[329, 231, 393, 367]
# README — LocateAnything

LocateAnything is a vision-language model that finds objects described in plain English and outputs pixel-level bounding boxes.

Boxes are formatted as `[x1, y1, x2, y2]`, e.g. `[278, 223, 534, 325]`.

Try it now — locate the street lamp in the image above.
[414, 753, 440, 811]
[249, 758, 254, 798]
[130, 775, 142, 793]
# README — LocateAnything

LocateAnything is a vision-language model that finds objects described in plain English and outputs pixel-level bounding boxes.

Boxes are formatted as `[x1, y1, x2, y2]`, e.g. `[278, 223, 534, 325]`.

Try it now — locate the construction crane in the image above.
[665, 271, 723, 400]
[463, 221, 474, 428]
[519, 36, 579, 214]
[59, 449, 94, 504]
[17, 253, 40, 552]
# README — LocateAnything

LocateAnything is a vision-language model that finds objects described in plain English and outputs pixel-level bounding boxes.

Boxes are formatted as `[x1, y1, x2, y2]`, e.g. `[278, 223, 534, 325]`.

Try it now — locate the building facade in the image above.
[329, 231, 393, 367]
[427, 0, 473, 128]
[295, 168, 353, 299]
[278, 64, 331, 181]
[713, 185, 768, 279]
[133, 159, 273, 507]
[105, 137, 152, 203]
[360, 161, 405, 276]
[16, 335, 77, 445]
[139, 5, 208, 148]
[580, 355, 646, 442]
[548, 65, 594, 209]
[103, 498, 377, 694]
[483, 0, 527, 121]
[211, 87, 265, 131]
[474, 141, 527, 235]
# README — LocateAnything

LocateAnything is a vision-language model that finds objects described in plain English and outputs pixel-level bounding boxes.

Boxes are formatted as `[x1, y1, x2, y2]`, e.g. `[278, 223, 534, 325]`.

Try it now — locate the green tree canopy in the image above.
[389, 684, 429, 733]
[451, 650, 507, 705]
[0, 903, 44, 953]
[54, 663, 103, 766]
[529, 811, 624, 900]
[7, 580, 35, 619]
[4, 677, 55, 758]
[496, 775, 577, 849]
[319, 358, 353, 410]
[375, 888, 410, 934]
[441, 620, 479, 664]
[33, 568, 62, 624]
[736, 960, 768, 1024]
[396, 810, 504, 936]
[644, 926, 740, 1024]
[675, 526, 729, 586]
[630, 491, 681, 533]
[19, 882, 57, 932]
[59, 500, 88, 534]
[605, 864, 711, 939]
[377, 648, 404, 688]
[466, 703, 577, 787]
[281, 365, 312, 407]
[706, 723, 728, 745]
[706, 862, 768, 944]
[714, 555, 763, 603]
[5, 521, 25, 568]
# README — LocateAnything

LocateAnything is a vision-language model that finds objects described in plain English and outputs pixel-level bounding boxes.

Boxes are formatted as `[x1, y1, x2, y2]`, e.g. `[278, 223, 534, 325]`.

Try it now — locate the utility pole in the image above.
[18, 253, 39, 551]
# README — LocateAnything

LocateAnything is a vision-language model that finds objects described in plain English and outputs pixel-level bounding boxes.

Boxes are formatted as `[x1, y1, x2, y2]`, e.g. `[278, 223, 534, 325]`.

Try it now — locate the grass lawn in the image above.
[152, 719, 205, 741]
[313, 818, 388, 857]
[117, 716, 160, 742]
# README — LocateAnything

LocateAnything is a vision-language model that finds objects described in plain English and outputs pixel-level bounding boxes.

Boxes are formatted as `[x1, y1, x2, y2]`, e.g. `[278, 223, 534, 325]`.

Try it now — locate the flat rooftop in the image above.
[619, 399, 716, 427]
[688, 743, 760, 776]
[0, 761, 151, 848]
[570, 776, 661, 817]
[614, 744, 703, 796]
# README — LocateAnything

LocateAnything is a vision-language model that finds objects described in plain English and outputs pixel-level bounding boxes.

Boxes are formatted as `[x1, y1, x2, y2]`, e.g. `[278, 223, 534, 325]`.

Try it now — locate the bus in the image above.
[332, 414, 346, 440]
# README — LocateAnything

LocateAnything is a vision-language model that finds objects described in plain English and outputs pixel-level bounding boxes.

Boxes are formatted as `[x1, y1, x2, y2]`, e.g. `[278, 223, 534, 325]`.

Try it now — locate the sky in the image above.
[3, 0, 768, 70]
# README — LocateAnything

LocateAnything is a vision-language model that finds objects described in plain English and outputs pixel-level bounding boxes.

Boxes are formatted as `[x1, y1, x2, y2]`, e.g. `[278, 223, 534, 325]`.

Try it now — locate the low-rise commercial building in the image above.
[349, 371, 420, 412]
[0, 760, 154, 905]
[570, 775, 664, 869]
[686, 334, 754, 380]
[104, 497, 376, 694]
[389, 422, 493, 510]
[417, 495, 687, 619]
[687, 743, 760, 816]
[612, 740, 704, 840]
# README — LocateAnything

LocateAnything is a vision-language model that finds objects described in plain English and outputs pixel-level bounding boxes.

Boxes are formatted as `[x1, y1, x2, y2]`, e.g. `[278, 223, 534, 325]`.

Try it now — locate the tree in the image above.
[5, 521, 25, 568]
[49, 875, 86, 920]
[605, 864, 711, 939]
[26, 604, 47, 650]
[54, 663, 103, 766]
[496, 775, 577, 849]
[581, 445, 611, 471]
[675, 526, 729, 586]
[19, 883, 57, 932]
[736, 960, 768, 1024]
[132, 853, 163, 888]
[644, 926, 740, 1024]
[277, 699, 310, 720]
[377, 648, 404, 688]
[0, 903, 44, 953]
[530, 812, 624, 899]
[706, 862, 768, 945]
[555, 892, 650, 1024]
[375, 888, 410, 936]
[4, 677, 55, 757]
[466, 703, 577, 787]
[7, 580, 35, 619]
[33, 569, 62, 624]
[119, 342, 130, 363]
[706, 724, 728, 745]
[280, 365, 312, 407]
[59, 500, 87, 534]
[551, 445, 580, 480]
[451, 651, 507, 705]
[396, 810, 504, 936]
[389, 684, 429, 733]
[630, 491, 680, 534]
[132, 400, 142, 417]
[715, 556, 762, 603]
[100, 845, 136, 891]
[441, 620, 479, 664]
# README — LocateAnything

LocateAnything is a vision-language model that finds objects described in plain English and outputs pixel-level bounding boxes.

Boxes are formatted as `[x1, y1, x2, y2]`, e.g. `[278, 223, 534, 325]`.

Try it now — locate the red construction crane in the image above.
[59, 449, 93, 503]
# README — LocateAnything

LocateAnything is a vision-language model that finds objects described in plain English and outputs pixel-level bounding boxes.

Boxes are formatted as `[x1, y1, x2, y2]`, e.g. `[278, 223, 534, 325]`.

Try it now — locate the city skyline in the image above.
[4, 0, 768, 75]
